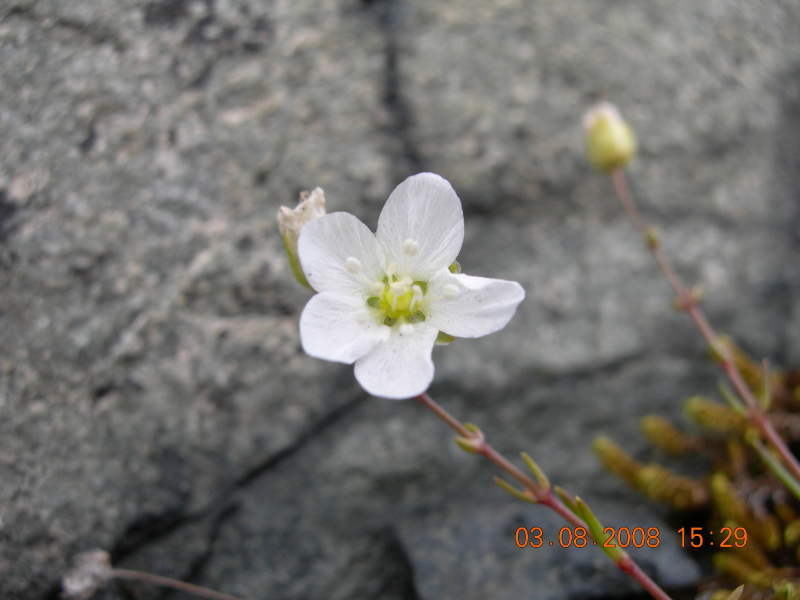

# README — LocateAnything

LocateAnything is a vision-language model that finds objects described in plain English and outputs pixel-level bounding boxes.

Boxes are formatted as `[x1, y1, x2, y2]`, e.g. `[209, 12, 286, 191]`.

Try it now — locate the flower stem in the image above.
[415, 392, 674, 600]
[112, 569, 245, 600]
[610, 168, 800, 483]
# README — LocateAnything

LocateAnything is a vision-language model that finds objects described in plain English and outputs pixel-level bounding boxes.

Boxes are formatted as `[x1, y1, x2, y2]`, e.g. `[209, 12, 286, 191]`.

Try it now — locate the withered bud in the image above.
[278, 187, 326, 289]
[61, 550, 113, 600]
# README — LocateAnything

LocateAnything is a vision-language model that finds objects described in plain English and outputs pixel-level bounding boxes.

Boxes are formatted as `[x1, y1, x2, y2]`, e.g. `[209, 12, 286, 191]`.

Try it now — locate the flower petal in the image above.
[354, 323, 439, 399]
[425, 271, 525, 338]
[376, 173, 464, 280]
[298, 212, 385, 295]
[300, 292, 390, 364]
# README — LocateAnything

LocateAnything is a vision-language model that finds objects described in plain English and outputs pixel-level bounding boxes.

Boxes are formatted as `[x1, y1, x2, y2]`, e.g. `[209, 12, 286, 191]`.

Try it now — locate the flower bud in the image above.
[684, 396, 748, 435]
[583, 102, 636, 172]
[640, 415, 698, 455]
[61, 550, 113, 599]
[278, 187, 326, 289]
[454, 423, 485, 453]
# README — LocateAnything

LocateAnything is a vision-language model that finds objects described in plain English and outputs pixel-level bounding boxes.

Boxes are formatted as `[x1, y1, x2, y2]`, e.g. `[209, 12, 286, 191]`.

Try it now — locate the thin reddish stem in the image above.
[415, 393, 673, 600]
[112, 569, 245, 600]
[610, 168, 800, 482]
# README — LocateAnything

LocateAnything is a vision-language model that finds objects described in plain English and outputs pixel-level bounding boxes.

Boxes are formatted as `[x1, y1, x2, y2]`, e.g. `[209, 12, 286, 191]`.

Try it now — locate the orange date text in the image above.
[677, 526, 747, 548]
[514, 526, 661, 549]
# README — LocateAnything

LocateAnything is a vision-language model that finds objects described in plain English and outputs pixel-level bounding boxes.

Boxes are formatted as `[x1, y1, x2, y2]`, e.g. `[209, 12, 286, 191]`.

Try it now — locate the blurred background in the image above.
[1, 1, 799, 598]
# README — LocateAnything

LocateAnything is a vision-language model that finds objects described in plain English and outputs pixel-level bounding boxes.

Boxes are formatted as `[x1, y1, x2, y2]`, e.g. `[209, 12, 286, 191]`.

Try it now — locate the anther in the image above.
[386, 262, 397, 277]
[403, 238, 420, 257]
[399, 323, 414, 335]
[411, 284, 423, 306]
[345, 256, 362, 274]
[370, 282, 384, 295]
[390, 277, 412, 296]
[442, 284, 460, 299]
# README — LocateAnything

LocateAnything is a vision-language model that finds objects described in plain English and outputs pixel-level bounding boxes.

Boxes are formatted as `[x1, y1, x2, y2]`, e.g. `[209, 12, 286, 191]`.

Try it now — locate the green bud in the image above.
[644, 227, 660, 249]
[277, 187, 326, 289]
[454, 423, 484, 453]
[583, 102, 637, 172]
[454, 435, 480, 453]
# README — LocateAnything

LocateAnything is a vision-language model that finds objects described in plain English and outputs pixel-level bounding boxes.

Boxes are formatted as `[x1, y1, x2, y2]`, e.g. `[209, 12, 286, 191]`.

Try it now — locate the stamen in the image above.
[403, 238, 420, 257]
[399, 323, 414, 335]
[410, 284, 423, 309]
[390, 279, 410, 295]
[375, 267, 430, 325]
[345, 256, 362, 274]
[442, 284, 460, 299]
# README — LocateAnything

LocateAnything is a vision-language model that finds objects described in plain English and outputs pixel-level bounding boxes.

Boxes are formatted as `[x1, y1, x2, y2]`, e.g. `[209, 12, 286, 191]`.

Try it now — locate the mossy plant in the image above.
[596, 342, 800, 599]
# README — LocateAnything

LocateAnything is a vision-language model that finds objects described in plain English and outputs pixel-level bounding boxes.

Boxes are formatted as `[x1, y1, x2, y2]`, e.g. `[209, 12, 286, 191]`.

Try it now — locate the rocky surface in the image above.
[1, 1, 799, 599]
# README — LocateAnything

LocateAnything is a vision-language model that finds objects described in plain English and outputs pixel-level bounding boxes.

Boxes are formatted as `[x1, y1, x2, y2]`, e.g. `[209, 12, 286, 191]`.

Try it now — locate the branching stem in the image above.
[610, 168, 800, 483]
[415, 392, 674, 600]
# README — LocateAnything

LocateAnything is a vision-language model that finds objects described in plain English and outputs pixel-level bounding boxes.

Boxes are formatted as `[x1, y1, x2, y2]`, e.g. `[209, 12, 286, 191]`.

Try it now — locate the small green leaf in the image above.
[435, 332, 456, 345]
[521, 452, 550, 492]
[494, 477, 534, 503]
[555, 487, 579, 516]
[575, 497, 627, 563]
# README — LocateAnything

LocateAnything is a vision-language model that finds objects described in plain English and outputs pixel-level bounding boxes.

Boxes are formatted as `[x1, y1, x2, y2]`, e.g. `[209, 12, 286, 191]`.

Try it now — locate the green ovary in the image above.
[367, 275, 426, 325]
[380, 286, 414, 319]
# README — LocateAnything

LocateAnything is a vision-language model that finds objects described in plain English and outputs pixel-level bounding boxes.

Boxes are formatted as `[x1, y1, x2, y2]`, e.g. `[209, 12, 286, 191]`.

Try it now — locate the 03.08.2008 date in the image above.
[515, 526, 748, 549]
[515, 526, 661, 549]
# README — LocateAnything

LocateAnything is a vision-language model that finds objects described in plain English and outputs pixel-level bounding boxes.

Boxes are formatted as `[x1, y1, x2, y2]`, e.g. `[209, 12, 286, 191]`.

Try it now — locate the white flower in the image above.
[297, 173, 525, 400]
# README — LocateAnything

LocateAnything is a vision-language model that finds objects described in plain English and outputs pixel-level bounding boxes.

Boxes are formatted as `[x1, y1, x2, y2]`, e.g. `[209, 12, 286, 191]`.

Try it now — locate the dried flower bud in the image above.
[712, 472, 781, 551]
[684, 396, 748, 435]
[61, 550, 113, 600]
[713, 552, 772, 587]
[640, 415, 698, 455]
[278, 187, 326, 289]
[583, 102, 637, 172]
[593, 435, 641, 487]
[636, 463, 709, 510]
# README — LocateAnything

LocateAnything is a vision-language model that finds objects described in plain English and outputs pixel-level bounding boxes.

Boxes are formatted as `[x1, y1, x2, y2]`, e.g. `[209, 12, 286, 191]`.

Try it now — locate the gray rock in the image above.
[1, 1, 799, 599]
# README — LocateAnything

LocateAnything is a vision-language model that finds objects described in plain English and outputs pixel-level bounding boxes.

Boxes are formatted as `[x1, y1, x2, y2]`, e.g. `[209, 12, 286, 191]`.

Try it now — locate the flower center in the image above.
[380, 277, 418, 319]
[367, 270, 427, 326]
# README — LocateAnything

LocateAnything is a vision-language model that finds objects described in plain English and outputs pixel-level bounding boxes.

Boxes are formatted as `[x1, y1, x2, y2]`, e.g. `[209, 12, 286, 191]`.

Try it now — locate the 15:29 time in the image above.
[678, 526, 747, 548]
